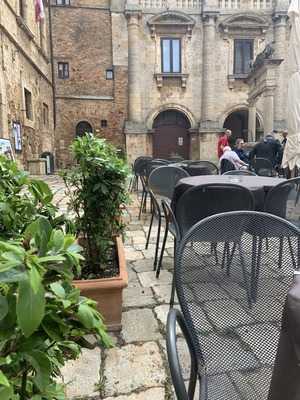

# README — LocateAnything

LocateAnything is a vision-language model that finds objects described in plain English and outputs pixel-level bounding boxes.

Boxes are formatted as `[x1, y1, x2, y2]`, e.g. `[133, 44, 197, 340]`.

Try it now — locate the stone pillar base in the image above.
[125, 122, 152, 165]
[199, 130, 220, 163]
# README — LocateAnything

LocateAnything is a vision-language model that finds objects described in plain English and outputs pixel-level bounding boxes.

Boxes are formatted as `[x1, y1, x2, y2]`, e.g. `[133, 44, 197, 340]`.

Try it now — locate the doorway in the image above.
[223, 109, 262, 145]
[152, 110, 190, 159]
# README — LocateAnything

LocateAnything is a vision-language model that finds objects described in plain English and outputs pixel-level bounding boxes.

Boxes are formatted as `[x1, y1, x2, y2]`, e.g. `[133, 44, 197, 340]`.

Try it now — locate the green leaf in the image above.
[0, 371, 9, 387]
[38, 255, 65, 264]
[17, 279, 45, 337]
[25, 350, 51, 392]
[0, 268, 27, 283]
[77, 303, 95, 329]
[51, 230, 64, 252]
[0, 295, 8, 321]
[50, 282, 65, 298]
[0, 385, 13, 400]
[28, 265, 41, 294]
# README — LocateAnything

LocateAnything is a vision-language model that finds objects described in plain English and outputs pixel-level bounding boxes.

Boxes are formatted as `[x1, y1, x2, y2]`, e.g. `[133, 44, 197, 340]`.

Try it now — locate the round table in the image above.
[172, 175, 286, 212]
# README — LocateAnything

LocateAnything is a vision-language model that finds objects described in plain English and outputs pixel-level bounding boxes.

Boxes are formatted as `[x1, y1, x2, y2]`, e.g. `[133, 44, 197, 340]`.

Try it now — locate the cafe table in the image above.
[172, 175, 286, 212]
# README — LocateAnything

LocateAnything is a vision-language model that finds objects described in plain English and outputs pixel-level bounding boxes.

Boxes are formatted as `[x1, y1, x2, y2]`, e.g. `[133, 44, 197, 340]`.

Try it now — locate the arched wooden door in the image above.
[152, 110, 190, 159]
[76, 121, 93, 137]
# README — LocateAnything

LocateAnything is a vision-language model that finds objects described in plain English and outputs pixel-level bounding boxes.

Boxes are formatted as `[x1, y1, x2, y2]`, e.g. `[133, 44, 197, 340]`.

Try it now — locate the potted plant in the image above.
[62, 134, 130, 331]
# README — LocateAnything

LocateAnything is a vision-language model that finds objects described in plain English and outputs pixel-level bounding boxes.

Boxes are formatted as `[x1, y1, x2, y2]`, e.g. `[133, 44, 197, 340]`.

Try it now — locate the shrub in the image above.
[0, 217, 112, 400]
[62, 134, 130, 278]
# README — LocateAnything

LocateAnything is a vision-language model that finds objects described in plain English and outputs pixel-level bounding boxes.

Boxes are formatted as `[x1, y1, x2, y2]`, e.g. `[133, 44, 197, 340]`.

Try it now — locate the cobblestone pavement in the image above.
[36, 175, 297, 400]
[37, 175, 180, 400]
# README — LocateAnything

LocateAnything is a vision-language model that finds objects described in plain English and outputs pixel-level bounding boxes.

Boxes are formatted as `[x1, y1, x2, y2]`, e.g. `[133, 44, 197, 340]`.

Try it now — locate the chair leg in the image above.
[146, 211, 154, 250]
[278, 236, 284, 269]
[153, 215, 162, 271]
[238, 242, 252, 307]
[156, 218, 169, 278]
[250, 236, 257, 300]
[288, 237, 297, 269]
[226, 242, 237, 276]
[138, 190, 145, 220]
[170, 273, 176, 309]
[252, 237, 263, 302]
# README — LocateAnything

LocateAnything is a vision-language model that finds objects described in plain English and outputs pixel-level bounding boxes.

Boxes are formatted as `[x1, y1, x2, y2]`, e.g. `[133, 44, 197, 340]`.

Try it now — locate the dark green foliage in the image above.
[62, 134, 130, 277]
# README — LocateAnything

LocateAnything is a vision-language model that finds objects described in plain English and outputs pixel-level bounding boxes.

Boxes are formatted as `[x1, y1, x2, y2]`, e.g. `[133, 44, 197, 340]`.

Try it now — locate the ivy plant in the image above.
[0, 217, 112, 400]
[62, 134, 130, 278]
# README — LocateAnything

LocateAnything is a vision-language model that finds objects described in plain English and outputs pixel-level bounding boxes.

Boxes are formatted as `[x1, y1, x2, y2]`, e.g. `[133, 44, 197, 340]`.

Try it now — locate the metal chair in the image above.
[169, 183, 255, 306]
[167, 211, 300, 400]
[146, 166, 189, 269]
[223, 169, 257, 176]
[251, 157, 277, 177]
[131, 156, 152, 192]
[220, 158, 235, 174]
[187, 160, 219, 175]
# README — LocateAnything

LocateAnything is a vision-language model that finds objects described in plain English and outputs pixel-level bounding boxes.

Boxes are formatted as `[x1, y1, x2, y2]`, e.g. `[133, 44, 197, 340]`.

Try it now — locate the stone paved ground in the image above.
[36, 175, 183, 400]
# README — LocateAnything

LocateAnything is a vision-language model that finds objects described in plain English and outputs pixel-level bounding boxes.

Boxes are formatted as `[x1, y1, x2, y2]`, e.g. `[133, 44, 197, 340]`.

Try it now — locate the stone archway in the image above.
[152, 110, 191, 159]
[75, 121, 93, 137]
[223, 108, 263, 144]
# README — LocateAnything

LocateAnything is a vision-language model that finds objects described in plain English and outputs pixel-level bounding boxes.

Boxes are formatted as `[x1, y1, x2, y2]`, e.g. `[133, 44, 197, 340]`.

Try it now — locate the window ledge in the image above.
[154, 73, 189, 88]
[16, 16, 35, 40]
[228, 73, 249, 80]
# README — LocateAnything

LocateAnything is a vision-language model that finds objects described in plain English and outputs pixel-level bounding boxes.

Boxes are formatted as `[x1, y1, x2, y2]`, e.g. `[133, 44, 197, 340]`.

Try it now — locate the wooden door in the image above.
[152, 110, 190, 159]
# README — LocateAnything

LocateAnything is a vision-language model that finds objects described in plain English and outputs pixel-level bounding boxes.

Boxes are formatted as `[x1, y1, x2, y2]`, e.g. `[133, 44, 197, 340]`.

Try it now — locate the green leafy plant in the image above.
[62, 134, 130, 278]
[0, 155, 73, 239]
[0, 217, 112, 400]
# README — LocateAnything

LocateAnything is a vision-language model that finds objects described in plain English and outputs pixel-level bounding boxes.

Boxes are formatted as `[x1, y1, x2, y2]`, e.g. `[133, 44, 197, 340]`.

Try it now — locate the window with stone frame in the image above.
[234, 39, 254, 75]
[56, 0, 70, 5]
[24, 89, 33, 121]
[58, 62, 69, 79]
[161, 38, 181, 74]
[43, 103, 49, 127]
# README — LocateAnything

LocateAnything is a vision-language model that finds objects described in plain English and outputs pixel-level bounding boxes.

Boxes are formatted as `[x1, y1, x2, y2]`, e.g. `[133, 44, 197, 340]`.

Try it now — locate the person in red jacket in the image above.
[217, 129, 232, 158]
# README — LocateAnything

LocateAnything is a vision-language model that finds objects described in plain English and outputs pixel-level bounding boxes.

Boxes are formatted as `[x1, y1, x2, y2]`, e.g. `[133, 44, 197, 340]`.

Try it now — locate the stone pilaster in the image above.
[0, 67, 8, 138]
[273, 13, 288, 131]
[248, 102, 256, 142]
[201, 12, 218, 130]
[126, 11, 142, 125]
[263, 89, 275, 134]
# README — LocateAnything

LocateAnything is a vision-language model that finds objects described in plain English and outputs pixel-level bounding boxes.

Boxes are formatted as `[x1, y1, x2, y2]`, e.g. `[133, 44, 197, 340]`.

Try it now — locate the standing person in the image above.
[217, 129, 232, 158]
[234, 138, 249, 163]
[250, 134, 282, 167]
[281, 130, 288, 149]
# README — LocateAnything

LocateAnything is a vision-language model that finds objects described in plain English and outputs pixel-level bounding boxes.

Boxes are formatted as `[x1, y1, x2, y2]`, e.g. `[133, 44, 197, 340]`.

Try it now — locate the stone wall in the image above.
[0, 0, 54, 168]
[51, 1, 127, 167]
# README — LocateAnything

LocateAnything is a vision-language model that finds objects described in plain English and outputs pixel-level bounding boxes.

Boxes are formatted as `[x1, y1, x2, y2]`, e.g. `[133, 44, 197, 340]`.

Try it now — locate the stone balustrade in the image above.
[139, 0, 202, 8]
[218, 0, 273, 8]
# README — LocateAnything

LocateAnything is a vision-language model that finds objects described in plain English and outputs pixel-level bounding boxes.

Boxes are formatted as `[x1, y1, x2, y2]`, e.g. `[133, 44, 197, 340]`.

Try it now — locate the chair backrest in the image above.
[251, 157, 275, 177]
[168, 156, 184, 163]
[223, 169, 257, 176]
[220, 158, 235, 174]
[188, 160, 219, 175]
[175, 211, 300, 400]
[265, 177, 300, 225]
[175, 183, 255, 237]
[146, 159, 169, 177]
[133, 156, 153, 177]
[148, 166, 189, 199]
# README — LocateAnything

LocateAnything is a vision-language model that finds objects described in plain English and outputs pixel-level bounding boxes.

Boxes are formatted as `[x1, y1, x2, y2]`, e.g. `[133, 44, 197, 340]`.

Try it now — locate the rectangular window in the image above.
[24, 89, 33, 120]
[234, 39, 253, 75]
[56, 0, 70, 5]
[43, 103, 49, 127]
[161, 38, 181, 73]
[58, 62, 69, 79]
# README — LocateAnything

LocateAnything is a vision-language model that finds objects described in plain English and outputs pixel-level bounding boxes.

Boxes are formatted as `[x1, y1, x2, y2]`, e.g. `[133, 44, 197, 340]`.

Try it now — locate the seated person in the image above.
[234, 138, 249, 163]
[250, 134, 282, 167]
[220, 146, 248, 170]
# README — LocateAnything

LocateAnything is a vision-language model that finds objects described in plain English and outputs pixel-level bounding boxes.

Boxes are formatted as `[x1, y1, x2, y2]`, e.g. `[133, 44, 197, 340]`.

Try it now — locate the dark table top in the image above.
[173, 175, 286, 212]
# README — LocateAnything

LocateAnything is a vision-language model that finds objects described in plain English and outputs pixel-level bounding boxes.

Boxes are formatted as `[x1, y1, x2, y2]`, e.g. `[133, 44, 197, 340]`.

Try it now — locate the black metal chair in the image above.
[220, 158, 235, 174]
[223, 169, 257, 176]
[146, 166, 189, 269]
[168, 184, 255, 306]
[131, 156, 152, 192]
[187, 160, 219, 175]
[167, 211, 300, 400]
[251, 157, 277, 177]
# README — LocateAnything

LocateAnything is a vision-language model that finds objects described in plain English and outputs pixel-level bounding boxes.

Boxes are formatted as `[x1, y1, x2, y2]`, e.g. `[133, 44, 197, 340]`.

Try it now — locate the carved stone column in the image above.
[126, 11, 142, 124]
[273, 13, 288, 130]
[248, 102, 256, 142]
[201, 13, 217, 129]
[263, 89, 275, 133]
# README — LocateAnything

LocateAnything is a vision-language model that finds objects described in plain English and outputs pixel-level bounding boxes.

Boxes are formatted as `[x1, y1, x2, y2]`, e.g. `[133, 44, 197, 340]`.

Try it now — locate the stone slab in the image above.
[103, 342, 166, 397]
[61, 347, 101, 398]
[104, 387, 165, 400]
[122, 309, 162, 343]
[123, 287, 156, 308]
[152, 285, 178, 304]
[138, 270, 173, 287]
[132, 258, 156, 272]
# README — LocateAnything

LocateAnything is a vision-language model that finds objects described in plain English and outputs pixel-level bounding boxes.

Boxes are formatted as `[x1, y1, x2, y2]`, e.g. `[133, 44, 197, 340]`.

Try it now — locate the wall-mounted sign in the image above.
[12, 122, 22, 151]
[0, 138, 14, 160]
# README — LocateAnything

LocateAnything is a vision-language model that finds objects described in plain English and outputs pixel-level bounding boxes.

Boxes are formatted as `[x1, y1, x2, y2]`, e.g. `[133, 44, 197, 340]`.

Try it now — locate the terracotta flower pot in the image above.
[73, 236, 128, 332]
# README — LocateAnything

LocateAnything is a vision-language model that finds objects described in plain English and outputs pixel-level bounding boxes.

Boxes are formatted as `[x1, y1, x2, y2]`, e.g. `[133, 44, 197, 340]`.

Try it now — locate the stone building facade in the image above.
[115, 0, 290, 163]
[50, 0, 128, 167]
[0, 0, 55, 168]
